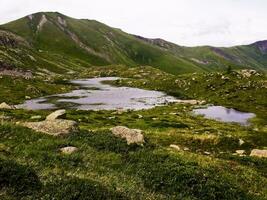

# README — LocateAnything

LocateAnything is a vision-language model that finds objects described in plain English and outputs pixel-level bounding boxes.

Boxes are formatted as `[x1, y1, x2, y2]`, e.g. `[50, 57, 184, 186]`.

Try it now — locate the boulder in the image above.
[22, 119, 78, 136]
[60, 146, 78, 154]
[170, 144, 180, 151]
[250, 149, 267, 158]
[46, 109, 66, 121]
[111, 126, 144, 145]
[0, 102, 14, 109]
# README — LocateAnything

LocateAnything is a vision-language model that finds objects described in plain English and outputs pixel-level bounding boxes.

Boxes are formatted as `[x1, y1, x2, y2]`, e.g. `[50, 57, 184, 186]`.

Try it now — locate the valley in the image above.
[0, 12, 267, 200]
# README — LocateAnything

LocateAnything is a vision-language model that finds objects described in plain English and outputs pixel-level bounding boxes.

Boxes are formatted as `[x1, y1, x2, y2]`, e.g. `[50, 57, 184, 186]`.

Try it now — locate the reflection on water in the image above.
[17, 77, 178, 111]
[193, 106, 255, 125]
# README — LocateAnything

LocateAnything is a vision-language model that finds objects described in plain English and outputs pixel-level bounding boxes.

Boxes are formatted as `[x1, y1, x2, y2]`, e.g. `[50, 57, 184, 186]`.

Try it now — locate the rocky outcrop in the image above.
[239, 69, 259, 78]
[111, 126, 144, 145]
[253, 40, 267, 54]
[46, 109, 66, 121]
[0, 30, 29, 47]
[250, 149, 267, 158]
[37, 14, 48, 32]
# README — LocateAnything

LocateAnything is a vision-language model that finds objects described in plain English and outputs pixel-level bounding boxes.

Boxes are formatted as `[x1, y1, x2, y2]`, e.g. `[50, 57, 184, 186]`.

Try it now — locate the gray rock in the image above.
[22, 119, 78, 136]
[46, 109, 66, 121]
[111, 126, 144, 145]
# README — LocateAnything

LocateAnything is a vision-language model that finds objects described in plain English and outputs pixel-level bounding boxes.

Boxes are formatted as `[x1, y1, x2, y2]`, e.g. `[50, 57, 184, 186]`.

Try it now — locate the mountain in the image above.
[0, 12, 267, 75]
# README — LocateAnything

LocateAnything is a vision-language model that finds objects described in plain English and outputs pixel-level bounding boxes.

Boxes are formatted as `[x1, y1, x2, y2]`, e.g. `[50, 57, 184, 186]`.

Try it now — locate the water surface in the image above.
[17, 77, 178, 111]
[193, 106, 255, 125]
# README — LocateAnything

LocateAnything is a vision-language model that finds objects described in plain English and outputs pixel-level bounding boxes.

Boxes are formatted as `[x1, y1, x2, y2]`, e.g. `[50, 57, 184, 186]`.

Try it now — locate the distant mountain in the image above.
[0, 12, 266, 75]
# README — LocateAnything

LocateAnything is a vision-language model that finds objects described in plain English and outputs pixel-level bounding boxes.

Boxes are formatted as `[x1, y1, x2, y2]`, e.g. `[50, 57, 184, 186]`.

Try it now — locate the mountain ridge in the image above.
[0, 12, 267, 75]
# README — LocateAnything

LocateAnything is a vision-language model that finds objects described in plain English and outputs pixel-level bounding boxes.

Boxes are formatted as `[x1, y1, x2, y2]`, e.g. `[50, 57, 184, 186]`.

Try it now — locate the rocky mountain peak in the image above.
[253, 40, 267, 54]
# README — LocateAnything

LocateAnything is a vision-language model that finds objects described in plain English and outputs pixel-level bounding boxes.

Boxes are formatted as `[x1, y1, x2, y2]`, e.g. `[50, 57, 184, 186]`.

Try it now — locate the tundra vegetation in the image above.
[0, 12, 267, 200]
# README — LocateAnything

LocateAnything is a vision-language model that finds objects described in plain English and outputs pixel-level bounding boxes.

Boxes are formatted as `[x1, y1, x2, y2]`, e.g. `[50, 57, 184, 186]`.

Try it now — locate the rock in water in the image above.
[22, 119, 78, 136]
[0, 102, 14, 109]
[111, 126, 144, 145]
[250, 149, 267, 158]
[46, 109, 66, 121]
[60, 146, 78, 154]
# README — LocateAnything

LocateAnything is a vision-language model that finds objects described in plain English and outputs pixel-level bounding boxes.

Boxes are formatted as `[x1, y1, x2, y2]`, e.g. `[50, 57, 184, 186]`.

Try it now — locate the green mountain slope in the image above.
[0, 12, 267, 75]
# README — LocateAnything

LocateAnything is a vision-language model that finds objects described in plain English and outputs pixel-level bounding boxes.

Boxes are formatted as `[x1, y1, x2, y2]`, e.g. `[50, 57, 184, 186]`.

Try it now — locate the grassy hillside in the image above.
[0, 12, 203, 75]
[1, 12, 267, 76]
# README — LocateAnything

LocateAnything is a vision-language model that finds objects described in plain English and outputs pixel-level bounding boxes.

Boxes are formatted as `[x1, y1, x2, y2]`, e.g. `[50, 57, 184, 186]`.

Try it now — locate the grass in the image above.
[1, 11, 267, 76]
[0, 65, 266, 199]
[0, 100, 267, 199]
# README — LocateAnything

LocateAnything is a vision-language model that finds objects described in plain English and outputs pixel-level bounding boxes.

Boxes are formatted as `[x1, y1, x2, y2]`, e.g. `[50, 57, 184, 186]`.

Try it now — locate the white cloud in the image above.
[0, 0, 267, 47]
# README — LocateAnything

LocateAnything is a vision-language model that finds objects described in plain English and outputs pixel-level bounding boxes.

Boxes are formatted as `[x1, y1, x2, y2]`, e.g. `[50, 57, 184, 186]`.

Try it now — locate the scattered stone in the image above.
[184, 147, 190, 151]
[174, 100, 205, 105]
[22, 119, 78, 136]
[239, 139, 245, 146]
[46, 109, 66, 121]
[250, 149, 267, 158]
[236, 150, 245, 155]
[60, 146, 78, 154]
[204, 151, 211, 155]
[137, 114, 143, 119]
[240, 69, 259, 78]
[30, 115, 42, 120]
[0, 102, 14, 110]
[111, 126, 144, 145]
[170, 144, 180, 151]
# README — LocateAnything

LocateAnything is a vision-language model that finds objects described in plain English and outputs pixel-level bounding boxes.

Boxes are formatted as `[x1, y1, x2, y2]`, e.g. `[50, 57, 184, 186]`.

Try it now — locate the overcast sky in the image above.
[1, 0, 267, 47]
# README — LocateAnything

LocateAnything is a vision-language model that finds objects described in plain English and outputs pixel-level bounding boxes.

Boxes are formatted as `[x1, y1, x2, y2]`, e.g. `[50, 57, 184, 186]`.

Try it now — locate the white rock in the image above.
[111, 126, 144, 145]
[239, 139, 245, 146]
[60, 146, 78, 154]
[46, 109, 66, 121]
[170, 144, 180, 151]
[236, 150, 245, 155]
[250, 149, 267, 158]
[0, 102, 14, 110]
